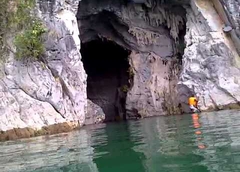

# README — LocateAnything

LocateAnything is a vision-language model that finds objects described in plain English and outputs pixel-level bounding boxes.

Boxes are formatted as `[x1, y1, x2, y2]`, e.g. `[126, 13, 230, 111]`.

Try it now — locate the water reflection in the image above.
[192, 113, 206, 149]
[1, 110, 240, 171]
[0, 125, 101, 172]
[128, 115, 208, 172]
[197, 110, 240, 172]
[92, 122, 146, 172]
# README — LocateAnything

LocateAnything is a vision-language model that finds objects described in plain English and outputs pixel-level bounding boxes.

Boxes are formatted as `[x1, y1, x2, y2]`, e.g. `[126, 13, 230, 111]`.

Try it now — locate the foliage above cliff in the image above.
[0, 0, 12, 57]
[0, 0, 46, 60]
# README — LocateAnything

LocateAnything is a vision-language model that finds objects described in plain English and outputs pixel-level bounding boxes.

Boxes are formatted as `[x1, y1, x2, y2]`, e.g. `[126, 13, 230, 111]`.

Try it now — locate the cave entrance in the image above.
[81, 39, 131, 121]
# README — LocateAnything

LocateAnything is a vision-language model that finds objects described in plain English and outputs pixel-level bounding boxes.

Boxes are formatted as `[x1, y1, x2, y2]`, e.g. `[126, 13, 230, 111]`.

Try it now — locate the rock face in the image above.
[224, 0, 240, 36]
[78, 0, 186, 117]
[78, 0, 240, 115]
[0, 0, 88, 139]
[0, 0, 240, 140]
[178, 0, 240, 112]
[85, 100, 105, 125]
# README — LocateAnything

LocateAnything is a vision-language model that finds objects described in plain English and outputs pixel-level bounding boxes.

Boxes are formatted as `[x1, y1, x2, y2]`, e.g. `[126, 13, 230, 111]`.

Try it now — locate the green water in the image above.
[1, 110, 240, 172]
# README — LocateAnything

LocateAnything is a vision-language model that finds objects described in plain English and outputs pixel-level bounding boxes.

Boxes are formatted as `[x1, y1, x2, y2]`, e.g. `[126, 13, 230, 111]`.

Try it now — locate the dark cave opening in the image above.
[176, 22, 187, 66]
[81, 39, 131, 121]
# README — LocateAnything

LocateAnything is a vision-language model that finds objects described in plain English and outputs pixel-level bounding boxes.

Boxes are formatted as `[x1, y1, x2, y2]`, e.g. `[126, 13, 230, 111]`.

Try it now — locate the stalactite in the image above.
[123, 1, 185, 42]
[128, 27, 161, 45]
[149, 6, 184, 41]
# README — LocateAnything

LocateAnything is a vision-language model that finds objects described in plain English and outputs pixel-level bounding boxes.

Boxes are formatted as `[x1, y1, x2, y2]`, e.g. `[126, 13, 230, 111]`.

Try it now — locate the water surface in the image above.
[1, 110, 240, 172]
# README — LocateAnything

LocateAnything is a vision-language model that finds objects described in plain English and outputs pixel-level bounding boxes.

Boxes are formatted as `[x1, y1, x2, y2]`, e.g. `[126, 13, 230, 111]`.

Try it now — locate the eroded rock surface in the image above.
[178, 0, 240, 112]
[85, 100, 105, 125]
[224, 0, 240, 36]
[78, 0, 186, 117]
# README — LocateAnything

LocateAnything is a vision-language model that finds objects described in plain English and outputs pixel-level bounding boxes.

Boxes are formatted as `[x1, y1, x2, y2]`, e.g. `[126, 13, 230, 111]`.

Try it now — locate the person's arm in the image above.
[195, 98, 201, 112]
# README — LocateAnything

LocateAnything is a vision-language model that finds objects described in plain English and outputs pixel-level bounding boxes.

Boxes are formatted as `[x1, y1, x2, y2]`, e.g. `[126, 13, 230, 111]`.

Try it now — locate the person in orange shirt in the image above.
[188, 95, 201, 113]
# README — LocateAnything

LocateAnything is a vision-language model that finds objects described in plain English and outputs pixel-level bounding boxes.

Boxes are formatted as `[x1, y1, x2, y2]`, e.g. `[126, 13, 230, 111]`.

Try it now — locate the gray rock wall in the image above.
[224, 0, 240, 35]
[38, 0, 87, 122]
[85, 99, 105, 125]
[178, 0, 240, 111]
[0, 0, 87, 132]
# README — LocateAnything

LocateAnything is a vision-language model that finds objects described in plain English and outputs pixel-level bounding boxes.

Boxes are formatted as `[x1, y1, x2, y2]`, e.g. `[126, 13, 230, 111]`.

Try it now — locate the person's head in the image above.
[191, 94, 195, 97]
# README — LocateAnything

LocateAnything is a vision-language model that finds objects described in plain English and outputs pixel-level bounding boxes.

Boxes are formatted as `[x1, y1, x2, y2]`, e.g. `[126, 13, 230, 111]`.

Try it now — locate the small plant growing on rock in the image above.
[121, 85, 129, 93]
[127, 66, 134, 78]
[14, 21, 46, 60]
[13, 0, 46, 60]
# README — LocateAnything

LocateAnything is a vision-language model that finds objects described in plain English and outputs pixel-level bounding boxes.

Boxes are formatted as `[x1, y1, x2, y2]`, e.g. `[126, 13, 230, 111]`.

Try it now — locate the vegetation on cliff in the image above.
[0, 0, 46, 60]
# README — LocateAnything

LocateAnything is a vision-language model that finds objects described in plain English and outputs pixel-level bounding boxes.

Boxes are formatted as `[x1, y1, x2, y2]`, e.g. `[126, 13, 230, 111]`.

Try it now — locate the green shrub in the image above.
[0, 0, 46, 60]
[13, 0, 36, 28]
[14, 21, 46, 60]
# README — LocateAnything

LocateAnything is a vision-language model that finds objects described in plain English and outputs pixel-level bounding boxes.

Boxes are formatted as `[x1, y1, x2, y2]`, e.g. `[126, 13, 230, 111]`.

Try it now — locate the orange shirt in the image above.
[189, 97, 197, 106]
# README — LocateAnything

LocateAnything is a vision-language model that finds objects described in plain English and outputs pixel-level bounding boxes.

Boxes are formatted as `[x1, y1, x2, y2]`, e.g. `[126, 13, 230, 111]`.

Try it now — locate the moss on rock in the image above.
[0, 122, 81, 142]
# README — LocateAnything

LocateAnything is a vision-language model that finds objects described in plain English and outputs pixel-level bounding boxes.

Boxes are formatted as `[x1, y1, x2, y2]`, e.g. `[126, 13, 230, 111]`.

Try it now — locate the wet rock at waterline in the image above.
[85, 100, 105, 125]
[0, 0, 240, 141]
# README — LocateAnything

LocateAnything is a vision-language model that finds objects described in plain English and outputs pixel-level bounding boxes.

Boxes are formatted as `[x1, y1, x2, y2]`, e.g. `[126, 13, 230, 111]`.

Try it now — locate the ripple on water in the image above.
[1, 110, 240, 171]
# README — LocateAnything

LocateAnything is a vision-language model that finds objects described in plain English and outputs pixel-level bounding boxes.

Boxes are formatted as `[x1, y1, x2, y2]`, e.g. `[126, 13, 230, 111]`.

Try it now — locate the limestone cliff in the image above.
[0, 0, 240, 140]
[178, 0, 240, 112]
[0, 0, 88, 140]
